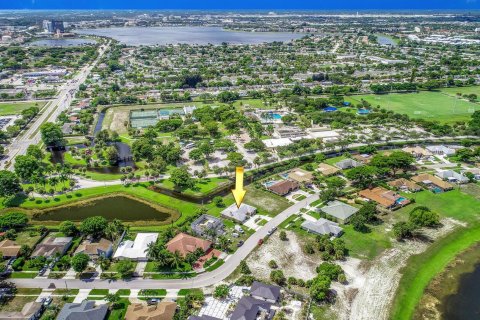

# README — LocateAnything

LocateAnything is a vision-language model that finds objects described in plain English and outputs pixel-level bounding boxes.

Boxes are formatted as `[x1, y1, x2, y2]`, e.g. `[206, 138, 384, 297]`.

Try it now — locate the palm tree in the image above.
[168, 250, 183, 270]
[145, 242, 160, 261]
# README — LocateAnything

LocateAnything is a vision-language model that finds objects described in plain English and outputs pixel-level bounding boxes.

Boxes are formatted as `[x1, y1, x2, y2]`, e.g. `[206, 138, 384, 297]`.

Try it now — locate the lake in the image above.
[442, 261, 480, 319]
[28, 38, 97, 47]
[32, 195, 178, 225]
[75, 26, 304, 45]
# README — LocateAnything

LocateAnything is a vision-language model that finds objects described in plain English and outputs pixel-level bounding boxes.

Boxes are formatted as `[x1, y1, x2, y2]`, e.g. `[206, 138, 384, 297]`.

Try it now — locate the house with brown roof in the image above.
[31, 236, 72, 258]
[352, 154, 372, 164]
[359, 187, 410, 209]
[0, 239, 21, 258]
[411, 173, 454, 192]
[402, 146, 433, 159]
[288, 168, 314, 184]
[75, 238, 113, 259]
[388, 178, 422, 192]
[125, 302, 177, 320]
[267, 180, 299, 196]
[166, 233, 212, 257]
[317, 163, 340, 176]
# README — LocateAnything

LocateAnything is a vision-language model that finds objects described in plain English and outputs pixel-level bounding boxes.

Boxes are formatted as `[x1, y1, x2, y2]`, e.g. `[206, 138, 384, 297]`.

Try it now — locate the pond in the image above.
[28, 38, 97, 47]
[75, 26, 304, 46]
[376, 35, 397, 46]
[32, 195, 178, 225]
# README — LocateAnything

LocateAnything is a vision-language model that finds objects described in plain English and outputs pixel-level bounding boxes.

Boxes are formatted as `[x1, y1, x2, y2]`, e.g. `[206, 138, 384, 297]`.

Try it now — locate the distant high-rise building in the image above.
[42, 20, 64, 33]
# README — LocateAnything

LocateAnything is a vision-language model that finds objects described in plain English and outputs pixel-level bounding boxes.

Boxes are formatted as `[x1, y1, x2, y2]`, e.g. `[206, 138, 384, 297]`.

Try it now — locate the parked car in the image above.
[237, 240, 244, 247]
[147, 299, 160, 306]
[258, 239, 263, 246]
[43, 297, 52, 306]
[267, 227, 277, 235]
[38, 268, 47, 276]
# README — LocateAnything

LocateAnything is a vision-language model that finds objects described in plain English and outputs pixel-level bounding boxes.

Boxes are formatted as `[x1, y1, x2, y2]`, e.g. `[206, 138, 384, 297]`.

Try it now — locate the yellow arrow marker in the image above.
[232, 166, 246, 209]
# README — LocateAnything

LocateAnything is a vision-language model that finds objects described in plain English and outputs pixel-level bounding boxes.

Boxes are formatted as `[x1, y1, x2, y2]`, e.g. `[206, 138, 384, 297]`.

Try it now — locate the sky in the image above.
[2, 0, 480, 10]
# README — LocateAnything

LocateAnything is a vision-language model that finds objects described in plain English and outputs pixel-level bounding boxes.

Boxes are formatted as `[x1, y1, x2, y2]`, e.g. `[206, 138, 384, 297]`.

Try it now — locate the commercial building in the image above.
[42, 20, 64, 33]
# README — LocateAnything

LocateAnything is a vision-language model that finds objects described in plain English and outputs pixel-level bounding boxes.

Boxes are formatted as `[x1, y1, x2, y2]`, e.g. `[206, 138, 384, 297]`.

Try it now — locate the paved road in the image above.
[1, 43, 110, 170]
[10, 194, 319, 290]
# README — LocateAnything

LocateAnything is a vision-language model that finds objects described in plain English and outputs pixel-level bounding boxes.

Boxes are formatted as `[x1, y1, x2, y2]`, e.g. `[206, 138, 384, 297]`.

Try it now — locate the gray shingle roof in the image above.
[320, 201, 359, 220]
[250, 281, 281, 302]
[301, 218, 343, 236]
[230, 296, 273, 320]
[56, 301, 108, 320]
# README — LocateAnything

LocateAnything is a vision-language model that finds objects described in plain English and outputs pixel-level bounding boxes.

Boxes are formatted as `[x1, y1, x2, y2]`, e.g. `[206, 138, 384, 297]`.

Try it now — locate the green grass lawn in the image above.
[390, 224, 480, 320]
[89, 289, 109, 296]
[0, 101, 46, 115]
[107, 298, 130, 320]
[157, 177, 231, 197]
[341, 224, 392, 260]
[346, 91, 480, 124]
[440, 86, 480, 97]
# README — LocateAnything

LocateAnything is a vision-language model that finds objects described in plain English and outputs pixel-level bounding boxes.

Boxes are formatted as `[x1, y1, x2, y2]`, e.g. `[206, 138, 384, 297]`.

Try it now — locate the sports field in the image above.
[346, 90, 480, 123]
[0, 101, 46, 116]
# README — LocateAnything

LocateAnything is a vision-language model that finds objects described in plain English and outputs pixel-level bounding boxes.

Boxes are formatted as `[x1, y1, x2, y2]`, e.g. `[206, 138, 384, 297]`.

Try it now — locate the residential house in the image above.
[0, 302, 43, 320]
[462, 168, 480, 180]
[61, 123, 74, 135]
[335, 159, 362, 170]
[388, 178, 422, 192]
[188, 316, 221, 320]
[57, 301, 108, 320]
[301, 218, 343, 237]
[191, 215, 224, 239]
[75, 238, 113, 259]
[113, 233, 158, 261]
[267, 180, 299, 196]
[288, 168, 314, 185]
[230, 296, 275, 320]
[411, 173, 454, 192]
[359, 187, 410, 209]
[402, 146, 433, 159]
[250, 281, 281, 303]
[436, 170, 469, 184]
[319, 200, 359, 224]
[31, 236, 73, 258]
[125, 302, 177, 320]
[221, 203, 257, 223]
[426, 145, 456, 156]
[0, 239, 21, 258]
[352, 154, 372, 164]
[317, 163, 340, 176]
[166, 233, 212, 257]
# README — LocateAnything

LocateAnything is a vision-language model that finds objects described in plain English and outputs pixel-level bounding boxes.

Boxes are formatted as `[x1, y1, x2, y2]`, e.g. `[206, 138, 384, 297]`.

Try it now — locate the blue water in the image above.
[264, 181, 278, 187]
[396, 197, 406, 203]
[272, 114, 282, 120]
[432, 187, 443, 194]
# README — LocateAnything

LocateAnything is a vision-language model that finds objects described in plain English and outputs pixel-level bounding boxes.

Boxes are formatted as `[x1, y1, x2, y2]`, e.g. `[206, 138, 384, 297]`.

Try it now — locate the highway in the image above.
[1, 43, 109, 170]
[10, 194, 319, 290]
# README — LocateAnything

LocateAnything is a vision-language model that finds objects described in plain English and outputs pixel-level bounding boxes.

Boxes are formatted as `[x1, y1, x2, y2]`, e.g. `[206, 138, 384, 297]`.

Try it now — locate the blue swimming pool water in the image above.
[272, 113, 282, 120]
[264, 181, 278, 187]
[432, 187, 443, 194]
[396, 197, 406, 203]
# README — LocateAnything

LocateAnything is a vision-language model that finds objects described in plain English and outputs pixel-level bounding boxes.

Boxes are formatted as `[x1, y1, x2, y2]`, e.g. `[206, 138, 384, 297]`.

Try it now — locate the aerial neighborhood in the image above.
[0, 6, 477, 320]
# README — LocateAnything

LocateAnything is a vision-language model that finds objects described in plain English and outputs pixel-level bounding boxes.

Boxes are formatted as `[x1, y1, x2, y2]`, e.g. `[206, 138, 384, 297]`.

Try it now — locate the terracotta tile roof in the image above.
[388, 178, 422, 191]
[267, 180, 299, 195]
[288, 168, 314, 183]
[125, 302, 177, 320]
[359, 187, 408, 208]
[411, 173, 453, 190]
[75, 238, 112, 256]
[0, 239, 20, 257]
[166, 233, 212, 257]
[317, 163, 340, 176]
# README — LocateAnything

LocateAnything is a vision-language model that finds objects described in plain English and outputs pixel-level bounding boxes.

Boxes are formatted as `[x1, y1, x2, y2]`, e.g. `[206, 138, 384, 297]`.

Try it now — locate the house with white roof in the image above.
[113, 233, 158, 261]
[426, 145, 456, 156]
[436, 170, 469, 184]
[221, 203, 257, 223]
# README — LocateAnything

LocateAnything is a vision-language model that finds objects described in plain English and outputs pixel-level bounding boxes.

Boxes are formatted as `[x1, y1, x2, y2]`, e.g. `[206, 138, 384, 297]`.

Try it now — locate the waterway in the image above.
[75, 26, 304, 45]
[28, 38, 97, 47]
[32, 195, 178, 225]
[415, 243, 480, 320]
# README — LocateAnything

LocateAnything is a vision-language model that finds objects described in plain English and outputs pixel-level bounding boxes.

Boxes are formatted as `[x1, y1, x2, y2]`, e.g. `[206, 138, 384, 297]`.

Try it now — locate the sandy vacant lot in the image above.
[246, 218, 465, 320]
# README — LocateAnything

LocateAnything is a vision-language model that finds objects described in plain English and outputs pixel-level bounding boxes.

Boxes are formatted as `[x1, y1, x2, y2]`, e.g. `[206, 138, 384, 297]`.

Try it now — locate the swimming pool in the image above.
[264, 180, 278, 187]
[396, 197, 407, 203]
[272, 113, 282, 120]
[432, 187, 443, 194]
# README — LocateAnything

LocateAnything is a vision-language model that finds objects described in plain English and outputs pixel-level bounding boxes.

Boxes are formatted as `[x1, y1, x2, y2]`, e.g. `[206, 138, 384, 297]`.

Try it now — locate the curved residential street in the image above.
[10, 194, 319, 290]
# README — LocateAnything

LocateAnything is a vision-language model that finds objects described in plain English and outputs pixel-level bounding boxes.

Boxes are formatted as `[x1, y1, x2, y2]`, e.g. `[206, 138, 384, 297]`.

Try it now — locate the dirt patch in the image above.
[108, 108, 129, 134]
[246, 230, 318, 281]
[335, 218, 464, 320]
